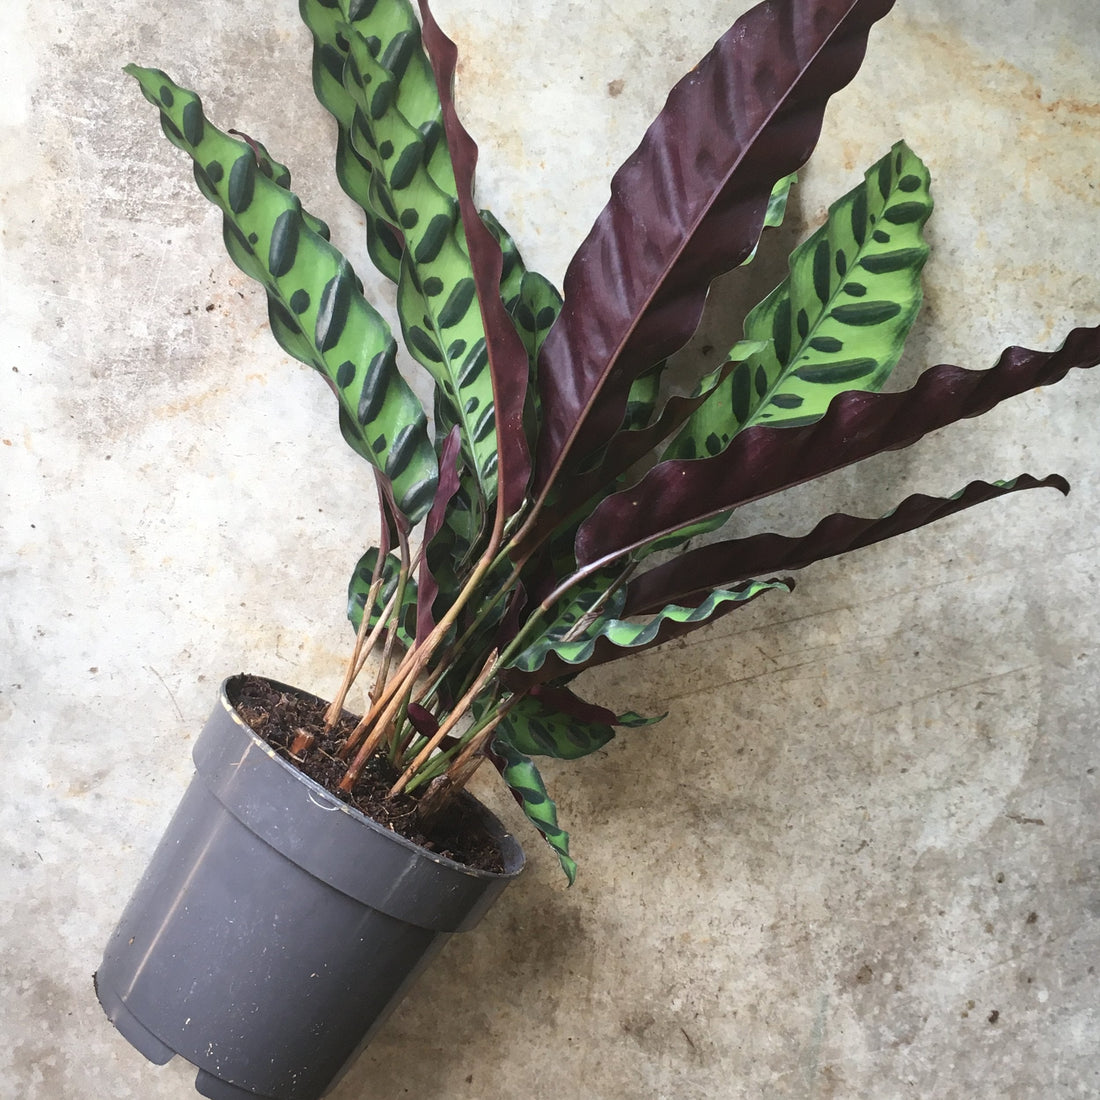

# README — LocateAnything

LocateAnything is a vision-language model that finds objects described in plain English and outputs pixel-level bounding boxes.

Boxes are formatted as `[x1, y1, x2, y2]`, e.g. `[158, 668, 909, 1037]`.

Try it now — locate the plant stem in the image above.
[444, 751, 486, 795]
[338, 525, 510, 786]
[369, 533, 413, 710]
[447, 691, 521, 776]
[558, 559, 637, 643]
[325, 582, 399, 728]
[386, 650, 497, 798]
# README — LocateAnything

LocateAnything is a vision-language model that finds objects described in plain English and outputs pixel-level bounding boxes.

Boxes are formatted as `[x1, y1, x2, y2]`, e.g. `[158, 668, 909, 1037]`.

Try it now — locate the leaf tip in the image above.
[560, 853, 578, 886]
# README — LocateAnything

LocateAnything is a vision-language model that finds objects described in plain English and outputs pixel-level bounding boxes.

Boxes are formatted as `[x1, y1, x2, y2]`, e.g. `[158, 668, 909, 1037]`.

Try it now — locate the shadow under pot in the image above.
[95, 674, 525, 1100]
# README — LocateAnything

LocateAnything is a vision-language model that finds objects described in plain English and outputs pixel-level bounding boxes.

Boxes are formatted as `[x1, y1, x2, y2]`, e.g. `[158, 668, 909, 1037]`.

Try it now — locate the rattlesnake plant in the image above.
[127, 0, 1100, 880]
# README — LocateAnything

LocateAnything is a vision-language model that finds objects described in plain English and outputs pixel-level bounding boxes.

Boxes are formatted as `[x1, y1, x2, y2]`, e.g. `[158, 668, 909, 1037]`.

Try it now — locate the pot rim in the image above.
[216, 673, 525, 880]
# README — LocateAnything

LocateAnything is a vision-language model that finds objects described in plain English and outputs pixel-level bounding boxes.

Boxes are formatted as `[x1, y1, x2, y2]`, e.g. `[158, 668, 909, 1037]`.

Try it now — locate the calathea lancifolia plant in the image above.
[127, 0, 1100, 882]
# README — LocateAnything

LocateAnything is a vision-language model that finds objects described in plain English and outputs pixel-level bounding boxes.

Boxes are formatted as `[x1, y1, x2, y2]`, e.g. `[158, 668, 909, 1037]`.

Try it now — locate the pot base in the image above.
[93, 971, 174, 1066]
[97, 971, 278, 1099]
[194, 1070, 277, 1100]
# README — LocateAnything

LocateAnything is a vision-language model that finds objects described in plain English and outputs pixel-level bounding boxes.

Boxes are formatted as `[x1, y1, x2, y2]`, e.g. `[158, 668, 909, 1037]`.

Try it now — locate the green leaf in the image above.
[479, 209, 562, 445]
[615, 710, 665, 728]
[510, 270, 562, 367]
[741, 171, 797, 265]
[494, 685, 665, 761]
[341, 31, 504, 509]
[299, 0, 459, 282]
[127, 65, 438, 523]
[667, 142, 932, 460]
[219, 129, 333, 239]
[622, 369, 660, 431]
[491, 737, 576, 884]
[495, 695, 616, 761]
[763, 172, 797, 231]
[509, 578, 791, 675]
[533, 572, 629, 646]
[347, 547, 418, 647]
[480, 209, 526, 315]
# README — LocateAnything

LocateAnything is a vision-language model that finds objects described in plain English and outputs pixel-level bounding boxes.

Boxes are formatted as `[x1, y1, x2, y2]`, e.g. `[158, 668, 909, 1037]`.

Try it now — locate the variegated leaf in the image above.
[495, 689, 618, 761]
[511, 271, 562, 368]
[509, 578, 791, 676]
[615, 710, 665, 728]
[622, 370, 661, 431]
[480, 209, 526, 314]
[299, 0, 409, 282]
[490, 737, 577, 884]
[480, 208, 564, 445]
[494, 685, 664, 761]
[667, 142, 932, 461]
[576, 324, 1100, 567]
[341, 31, 504, 507]
[209, 138, 333, 367]
[742, 171, 797, 266]
[127, 65, 438, 522]
[417, 0, 534, 520]
[221, 130, 333, 239]
[348, 547, 418, 648]
[532, 571, 628, 647]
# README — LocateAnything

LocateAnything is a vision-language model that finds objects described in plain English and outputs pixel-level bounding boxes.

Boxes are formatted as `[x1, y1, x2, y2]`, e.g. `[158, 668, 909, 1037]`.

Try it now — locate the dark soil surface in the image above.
[230, 675, 505, 873]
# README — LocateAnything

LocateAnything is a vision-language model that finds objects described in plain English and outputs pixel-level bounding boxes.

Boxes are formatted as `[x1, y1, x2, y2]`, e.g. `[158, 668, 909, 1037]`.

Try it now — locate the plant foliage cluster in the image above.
[128, 0, 1100, 880]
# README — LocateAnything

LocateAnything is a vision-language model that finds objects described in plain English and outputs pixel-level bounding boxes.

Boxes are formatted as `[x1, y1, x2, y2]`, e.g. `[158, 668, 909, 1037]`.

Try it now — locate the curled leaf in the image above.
[341, 29, 502, 506]
[533, 0, 897, 497]
[576, 324, 1100, 568]
[418, 0, 533, 519]
[126, 65, 438, 522]
[625, 475, 1071, 615]
[299, 0, 409, 281]
[509, 578, 792, 680]
[490, 738, 577, 884]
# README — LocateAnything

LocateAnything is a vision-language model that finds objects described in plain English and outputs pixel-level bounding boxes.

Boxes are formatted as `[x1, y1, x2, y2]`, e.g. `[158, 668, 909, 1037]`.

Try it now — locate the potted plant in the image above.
[97, 0, 1100, 1096]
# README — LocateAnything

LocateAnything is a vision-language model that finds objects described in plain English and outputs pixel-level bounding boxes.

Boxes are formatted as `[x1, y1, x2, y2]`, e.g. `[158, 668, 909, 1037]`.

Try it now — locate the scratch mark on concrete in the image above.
[865, 665, 1040, 718]
[147, 664, 184, 722]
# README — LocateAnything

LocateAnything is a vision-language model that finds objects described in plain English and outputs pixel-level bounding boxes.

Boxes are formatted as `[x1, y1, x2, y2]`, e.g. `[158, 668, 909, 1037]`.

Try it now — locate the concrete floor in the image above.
[3, 1, 1099, 1097]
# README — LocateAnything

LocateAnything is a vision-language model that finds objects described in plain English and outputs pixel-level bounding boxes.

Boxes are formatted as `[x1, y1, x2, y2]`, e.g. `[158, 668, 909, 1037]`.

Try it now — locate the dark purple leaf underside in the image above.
[407, 701, 441, 738]
[533, 0, 897, 499]
[624, 475, 1070, 616]
[546, 362, 739, 528]
[416, 425, 462, 643]
[417, 0, 531, 517]
[374, 466, 410, 541]
[576, 324, 1100, 567]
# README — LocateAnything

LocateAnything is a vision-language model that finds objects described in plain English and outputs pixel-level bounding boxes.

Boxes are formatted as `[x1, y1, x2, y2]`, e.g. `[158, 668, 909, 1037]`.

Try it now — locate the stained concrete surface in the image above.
[3, 1, 1099, 1097]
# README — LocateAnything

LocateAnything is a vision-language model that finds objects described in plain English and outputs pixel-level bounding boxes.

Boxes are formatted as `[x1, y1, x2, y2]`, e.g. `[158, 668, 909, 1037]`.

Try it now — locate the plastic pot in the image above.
[95, 675, 525, 1100]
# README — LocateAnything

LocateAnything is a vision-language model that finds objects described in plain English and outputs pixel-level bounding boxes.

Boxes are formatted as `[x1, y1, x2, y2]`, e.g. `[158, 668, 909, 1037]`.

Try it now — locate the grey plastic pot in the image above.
[95, 674, 525, 1100]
